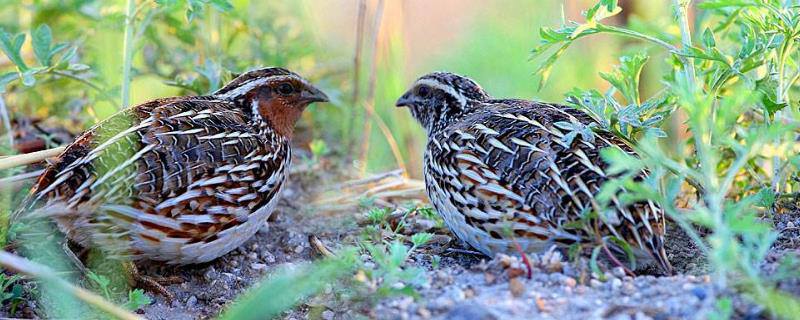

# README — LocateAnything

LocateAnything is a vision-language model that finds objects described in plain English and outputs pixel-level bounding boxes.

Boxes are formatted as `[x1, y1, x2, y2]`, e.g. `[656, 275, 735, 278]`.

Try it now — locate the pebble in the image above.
[788, 221, 796, 228]
[444, 303, 497, 320]
[691, 287, 707, 300]
[622, 282, 636, 295]
[203, 267, 219, 281]
[247, 252, 258, 260]
[251, 263, 267, 271]
[413, 219, 436, 232]
[611, 267, 626, 278]
[321, 310, 335, 320]
[509, 278, 525, 297]
[430, 296, 454, 309]
[185, 296, 198, 308]
[610, 278, 622, 290]
[590, 279, 603, 288]
[576, 285, 588, 294]
[418, 307, 432, 318]
[263, 251, 276, 264]
[563, 277, 577, 288]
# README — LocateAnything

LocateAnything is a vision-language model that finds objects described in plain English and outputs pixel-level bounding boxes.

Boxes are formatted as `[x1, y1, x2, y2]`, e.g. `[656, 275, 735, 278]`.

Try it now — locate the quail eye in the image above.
[417, 85, 431, 98]
[277, 83, 295, 95]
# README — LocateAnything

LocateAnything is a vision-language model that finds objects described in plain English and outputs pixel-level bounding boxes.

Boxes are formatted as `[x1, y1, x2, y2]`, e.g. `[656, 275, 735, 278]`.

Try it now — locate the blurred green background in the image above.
[0, 0, 672, 178]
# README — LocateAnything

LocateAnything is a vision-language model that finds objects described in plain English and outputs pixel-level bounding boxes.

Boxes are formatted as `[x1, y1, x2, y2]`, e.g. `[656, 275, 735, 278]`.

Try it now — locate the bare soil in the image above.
[2, 148, 798, 320]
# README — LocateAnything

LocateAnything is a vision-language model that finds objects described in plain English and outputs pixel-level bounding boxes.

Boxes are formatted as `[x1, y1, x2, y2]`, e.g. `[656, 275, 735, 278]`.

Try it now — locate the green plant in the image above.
[220, 249, 358, 320]
[0, 274, 24, 315]
[85, 270, 112, 301]
[532, 0, 800, 317]
[359, 240, 427, 300]
[122, 289, 151, 311]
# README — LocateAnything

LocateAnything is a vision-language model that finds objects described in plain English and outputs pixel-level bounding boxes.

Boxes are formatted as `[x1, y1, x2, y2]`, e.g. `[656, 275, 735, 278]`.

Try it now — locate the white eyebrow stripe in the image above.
[213, 75, 311, 100]
[413, 79, 467, 106]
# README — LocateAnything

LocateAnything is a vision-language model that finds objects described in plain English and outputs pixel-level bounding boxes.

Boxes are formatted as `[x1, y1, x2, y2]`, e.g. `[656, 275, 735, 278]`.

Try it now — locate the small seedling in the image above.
[410, 233, 433, 248]
[366, 207, 390, 225]
[85, 270, 112, 300]
[122, 289, 152, 311]
[0, 274, 24, 315]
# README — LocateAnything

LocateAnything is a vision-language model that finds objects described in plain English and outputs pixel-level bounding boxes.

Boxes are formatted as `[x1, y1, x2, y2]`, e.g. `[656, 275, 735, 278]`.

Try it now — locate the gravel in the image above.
[2, 166, 798, 320]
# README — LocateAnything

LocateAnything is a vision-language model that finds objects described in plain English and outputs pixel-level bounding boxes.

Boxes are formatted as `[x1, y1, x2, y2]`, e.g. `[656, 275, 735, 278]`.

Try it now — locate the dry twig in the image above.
[0, 146, 65, 171]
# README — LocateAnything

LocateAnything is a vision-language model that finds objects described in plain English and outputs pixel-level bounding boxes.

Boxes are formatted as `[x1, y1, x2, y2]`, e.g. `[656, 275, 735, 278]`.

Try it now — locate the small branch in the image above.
[121, 0, 138, 109]
[351, 0, 367, 106]
[672, 0, 698, 89]
[0, 146, 65, 171]
[0, 251, 142, 320]
[596, 25, 680, 54]
[0, 94, 13, 147]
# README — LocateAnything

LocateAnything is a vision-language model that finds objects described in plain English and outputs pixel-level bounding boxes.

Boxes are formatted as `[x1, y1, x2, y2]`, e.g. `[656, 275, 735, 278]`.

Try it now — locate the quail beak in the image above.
[301, 86, 330, 104]
[395, 92, 412, 108]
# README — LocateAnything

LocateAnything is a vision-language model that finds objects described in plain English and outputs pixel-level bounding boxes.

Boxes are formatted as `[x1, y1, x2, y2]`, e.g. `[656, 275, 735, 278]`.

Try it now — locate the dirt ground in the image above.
[2, 152, 799, 319]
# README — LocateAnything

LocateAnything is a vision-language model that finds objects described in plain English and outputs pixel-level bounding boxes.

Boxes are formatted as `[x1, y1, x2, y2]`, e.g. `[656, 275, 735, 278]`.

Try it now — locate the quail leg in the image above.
[123, 262, 183, 301]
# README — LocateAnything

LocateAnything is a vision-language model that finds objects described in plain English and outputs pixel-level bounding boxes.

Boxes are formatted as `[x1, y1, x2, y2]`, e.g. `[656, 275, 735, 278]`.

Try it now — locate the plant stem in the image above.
[0, 95, 13, 148]
[121, 0, 137, 109]
[673, 0, 697, 90]
[0, 251, 142, 320]
[347, 0, 367, 156]
[0, 146, 65, 170]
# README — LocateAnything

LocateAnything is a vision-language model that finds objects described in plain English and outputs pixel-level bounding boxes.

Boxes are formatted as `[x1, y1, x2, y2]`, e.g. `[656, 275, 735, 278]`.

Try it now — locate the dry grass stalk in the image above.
[0, 250, 143, 320]
[0, 169, 44, 186]
[0, 146, 65, 171]
[313, 168, 425, 212]
[356, 0, 408, 177]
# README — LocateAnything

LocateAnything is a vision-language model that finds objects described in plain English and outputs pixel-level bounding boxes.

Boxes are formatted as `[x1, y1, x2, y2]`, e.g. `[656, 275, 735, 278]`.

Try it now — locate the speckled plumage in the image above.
[397, 72, 672, 274]
[15, 67, 328, 265]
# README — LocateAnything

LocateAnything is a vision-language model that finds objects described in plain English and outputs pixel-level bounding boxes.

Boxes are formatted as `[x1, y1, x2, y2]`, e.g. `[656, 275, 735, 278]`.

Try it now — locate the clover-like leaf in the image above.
[32, 24, 53, 66]
[0, 29, 28, 71]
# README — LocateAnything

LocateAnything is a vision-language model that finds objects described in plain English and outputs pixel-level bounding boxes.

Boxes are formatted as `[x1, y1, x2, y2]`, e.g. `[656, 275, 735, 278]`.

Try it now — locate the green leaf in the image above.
[410, 233, 433, 248]
[122, 289, 152, 311]
[0, 72, 18, 93]
[599, 53, 648, 105]
[32, 24, 53, 66]
[0, 29, 28, 71]
[607, 237, 636, 270]
[702, 27, 716, 48]
[220, 250, 357, 320]
[755, 76, 786, 117]
[208, 0, 233, 12]
[590, 246, 605, 280]
[586, 0, 622, 22]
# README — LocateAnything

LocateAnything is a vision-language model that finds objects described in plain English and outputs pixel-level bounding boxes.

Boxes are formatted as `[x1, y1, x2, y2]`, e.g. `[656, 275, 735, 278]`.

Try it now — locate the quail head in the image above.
[15, 67, 328, 265]
[396, 72, 672, 274]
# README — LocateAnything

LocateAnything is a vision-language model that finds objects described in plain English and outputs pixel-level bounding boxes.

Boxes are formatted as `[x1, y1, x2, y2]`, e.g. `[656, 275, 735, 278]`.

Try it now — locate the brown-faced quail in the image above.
[15, 67, 328, 265]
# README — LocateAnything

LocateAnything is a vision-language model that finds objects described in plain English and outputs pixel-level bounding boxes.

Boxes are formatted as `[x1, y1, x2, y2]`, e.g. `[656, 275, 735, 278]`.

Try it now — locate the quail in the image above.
[14, 67, 329, 265]
[396, 72, 672, 274]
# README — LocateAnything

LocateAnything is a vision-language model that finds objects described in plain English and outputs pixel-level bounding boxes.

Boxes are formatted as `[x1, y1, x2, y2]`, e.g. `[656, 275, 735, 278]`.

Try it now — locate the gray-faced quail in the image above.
[396, 71, 672, 274]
